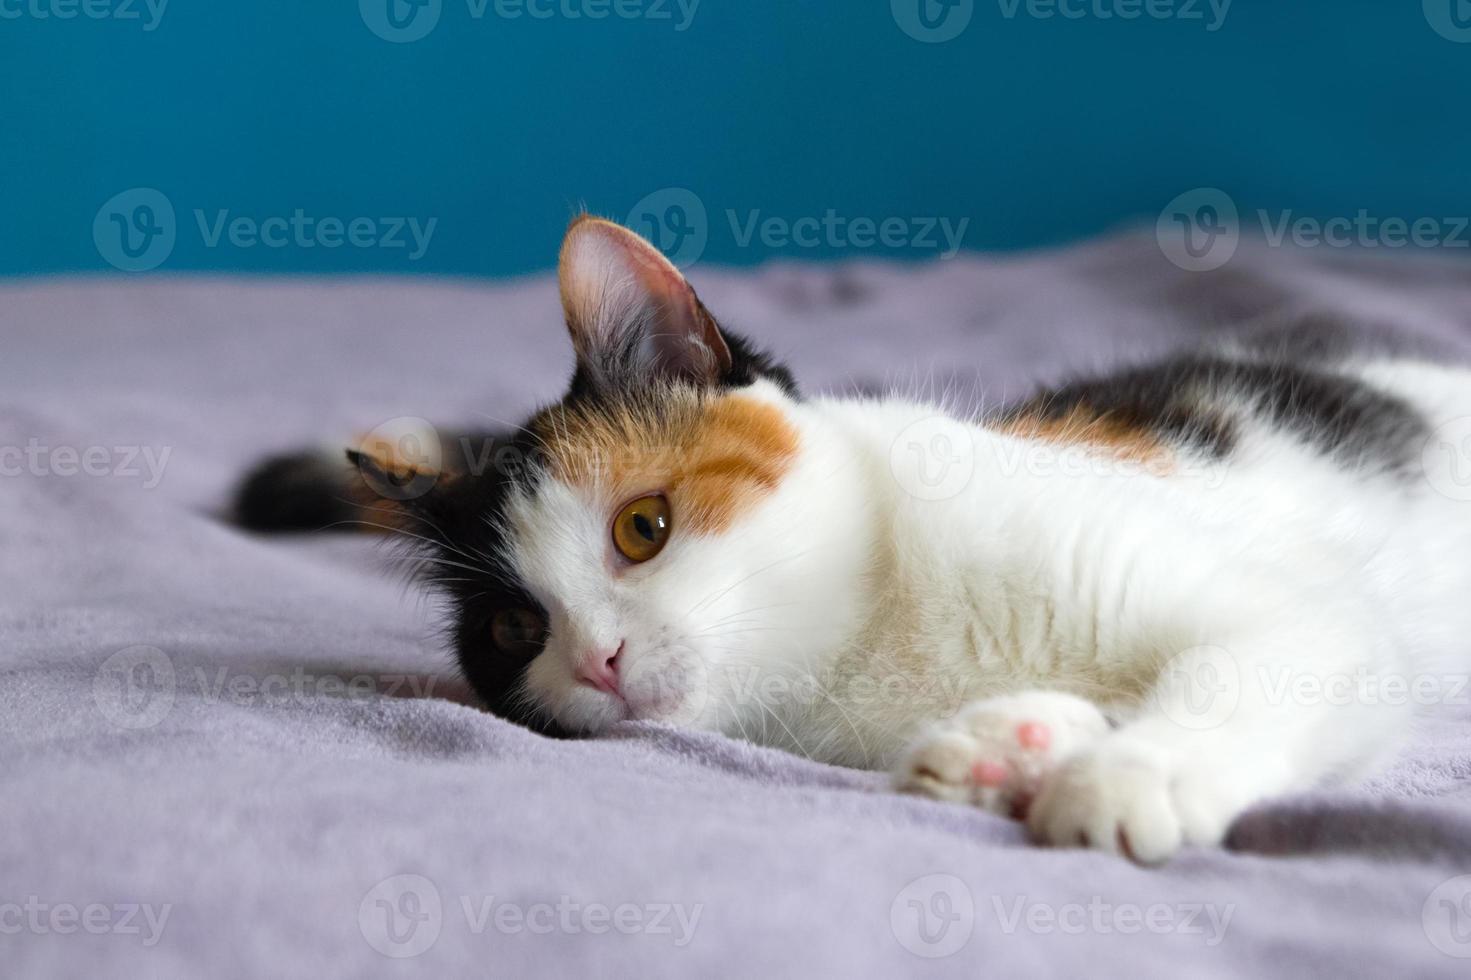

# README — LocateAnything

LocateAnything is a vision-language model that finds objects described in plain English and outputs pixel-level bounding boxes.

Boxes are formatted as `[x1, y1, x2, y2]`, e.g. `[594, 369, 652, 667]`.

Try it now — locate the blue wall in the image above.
[4, 1, 1470, 277]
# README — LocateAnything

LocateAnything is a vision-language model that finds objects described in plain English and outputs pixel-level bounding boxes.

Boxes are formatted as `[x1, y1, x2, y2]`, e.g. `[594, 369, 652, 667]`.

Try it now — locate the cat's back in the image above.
[1000, 327, 1448, 485]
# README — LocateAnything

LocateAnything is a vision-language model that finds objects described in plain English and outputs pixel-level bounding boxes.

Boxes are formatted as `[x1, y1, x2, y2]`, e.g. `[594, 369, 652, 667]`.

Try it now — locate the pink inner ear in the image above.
[557, 216, 731, 382]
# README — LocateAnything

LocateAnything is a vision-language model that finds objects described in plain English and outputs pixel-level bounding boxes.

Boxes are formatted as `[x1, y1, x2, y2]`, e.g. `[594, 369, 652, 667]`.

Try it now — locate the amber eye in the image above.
[490, 608, 546, 657]
[612, 494, 671, 563]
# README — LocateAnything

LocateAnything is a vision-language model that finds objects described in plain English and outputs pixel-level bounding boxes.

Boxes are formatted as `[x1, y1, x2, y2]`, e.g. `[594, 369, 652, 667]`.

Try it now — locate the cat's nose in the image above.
[575, 642, 623, 697]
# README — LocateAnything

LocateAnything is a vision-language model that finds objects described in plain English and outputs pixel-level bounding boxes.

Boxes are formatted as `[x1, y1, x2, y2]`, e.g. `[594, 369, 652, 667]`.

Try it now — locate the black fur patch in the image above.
[564, 324, 797, 408]
[1006, 349, 1429, 474]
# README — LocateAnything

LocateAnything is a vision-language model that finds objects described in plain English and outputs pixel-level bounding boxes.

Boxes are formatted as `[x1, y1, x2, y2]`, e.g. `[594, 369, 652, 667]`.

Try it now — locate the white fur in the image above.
[502, 361, 1471, 861]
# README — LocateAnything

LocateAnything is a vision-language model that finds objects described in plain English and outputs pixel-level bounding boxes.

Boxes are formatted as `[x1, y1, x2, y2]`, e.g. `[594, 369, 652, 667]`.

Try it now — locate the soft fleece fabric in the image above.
[6, 233, 1471, 978]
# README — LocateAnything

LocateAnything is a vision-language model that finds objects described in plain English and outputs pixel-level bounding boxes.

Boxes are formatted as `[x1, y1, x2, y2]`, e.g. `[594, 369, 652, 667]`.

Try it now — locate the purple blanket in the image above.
[7, 232, 1471, 978]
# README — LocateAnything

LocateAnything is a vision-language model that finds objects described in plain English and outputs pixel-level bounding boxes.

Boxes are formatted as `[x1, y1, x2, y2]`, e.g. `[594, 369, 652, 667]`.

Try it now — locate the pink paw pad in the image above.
[1015, 721, 1051, 751]
[971, 760, 1010, 787]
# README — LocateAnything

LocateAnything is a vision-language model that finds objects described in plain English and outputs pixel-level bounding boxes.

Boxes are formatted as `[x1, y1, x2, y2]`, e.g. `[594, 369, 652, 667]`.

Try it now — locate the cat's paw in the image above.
[894, 691, 1110, 819]
[1025, 735, 1238, 864]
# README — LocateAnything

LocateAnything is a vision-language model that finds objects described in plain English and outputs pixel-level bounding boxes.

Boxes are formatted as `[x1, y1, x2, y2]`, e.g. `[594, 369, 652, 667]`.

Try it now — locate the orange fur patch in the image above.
[997, 405, 1173, 469]
[532, 389, 800, 534]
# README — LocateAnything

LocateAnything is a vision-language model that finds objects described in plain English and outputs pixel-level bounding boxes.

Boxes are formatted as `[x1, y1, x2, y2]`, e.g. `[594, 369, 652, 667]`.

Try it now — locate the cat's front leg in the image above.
[1025, 629, 1408, 864]
[894, 691, 1112, 818]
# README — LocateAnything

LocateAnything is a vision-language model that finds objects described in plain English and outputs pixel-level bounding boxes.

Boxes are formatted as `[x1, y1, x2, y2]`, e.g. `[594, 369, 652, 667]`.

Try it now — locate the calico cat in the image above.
[236, 215, 1471, 863]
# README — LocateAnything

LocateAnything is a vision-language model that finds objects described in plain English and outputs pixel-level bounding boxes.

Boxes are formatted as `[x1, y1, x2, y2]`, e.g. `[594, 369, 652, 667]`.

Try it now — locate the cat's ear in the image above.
[558, 215, 732, 387]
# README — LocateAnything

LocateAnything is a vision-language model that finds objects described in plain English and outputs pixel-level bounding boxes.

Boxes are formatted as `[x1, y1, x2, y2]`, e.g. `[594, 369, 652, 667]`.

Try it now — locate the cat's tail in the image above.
[233, 422, 489, 534]
[232, 448, 376, 533]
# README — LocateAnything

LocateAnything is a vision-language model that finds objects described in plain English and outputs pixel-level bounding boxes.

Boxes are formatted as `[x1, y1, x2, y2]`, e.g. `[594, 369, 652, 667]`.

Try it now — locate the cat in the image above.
[235, 214, 1471, 863]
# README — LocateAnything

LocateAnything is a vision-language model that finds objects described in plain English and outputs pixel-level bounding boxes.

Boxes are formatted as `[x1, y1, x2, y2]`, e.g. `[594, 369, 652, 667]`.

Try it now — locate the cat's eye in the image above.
[612, 494, 671, 563]
[490, 608, 546, 657]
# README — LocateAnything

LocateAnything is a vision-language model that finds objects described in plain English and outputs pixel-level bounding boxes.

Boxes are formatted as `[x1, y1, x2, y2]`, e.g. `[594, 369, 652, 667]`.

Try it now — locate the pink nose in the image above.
[575, 643, 623, 696]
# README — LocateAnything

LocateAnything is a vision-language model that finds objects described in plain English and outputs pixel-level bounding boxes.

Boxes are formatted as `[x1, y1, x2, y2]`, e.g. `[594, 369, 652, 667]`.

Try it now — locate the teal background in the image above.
[3, 1, 1470, 277]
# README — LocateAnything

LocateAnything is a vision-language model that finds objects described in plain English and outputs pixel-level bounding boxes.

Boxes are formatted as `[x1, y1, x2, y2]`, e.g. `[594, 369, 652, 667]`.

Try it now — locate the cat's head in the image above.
[381, 217, 854, 736]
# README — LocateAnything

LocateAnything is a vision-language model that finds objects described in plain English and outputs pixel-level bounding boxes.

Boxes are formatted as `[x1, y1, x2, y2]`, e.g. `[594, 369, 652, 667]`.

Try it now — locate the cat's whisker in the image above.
[749, 698, 816, 761]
